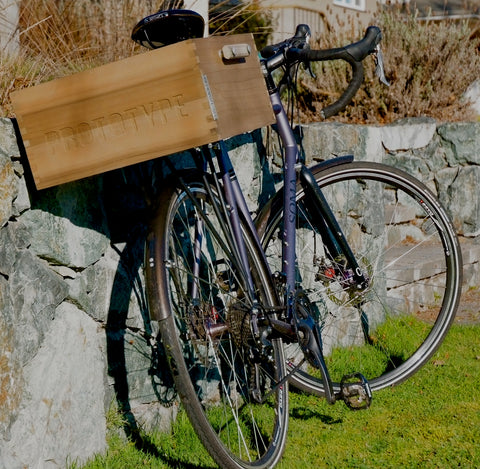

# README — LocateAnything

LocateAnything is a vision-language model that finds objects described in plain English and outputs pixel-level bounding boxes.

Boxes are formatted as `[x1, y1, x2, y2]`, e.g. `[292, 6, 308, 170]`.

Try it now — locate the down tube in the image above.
[271, 93, 299, 298]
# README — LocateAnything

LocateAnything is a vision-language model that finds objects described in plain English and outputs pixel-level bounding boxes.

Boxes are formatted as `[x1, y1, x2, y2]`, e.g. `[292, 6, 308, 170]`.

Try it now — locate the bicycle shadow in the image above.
[289, 389, 343, 425]
[102, 163, 215, 469]
[102, 165, 175, 453]
[290, 407, 343, 425]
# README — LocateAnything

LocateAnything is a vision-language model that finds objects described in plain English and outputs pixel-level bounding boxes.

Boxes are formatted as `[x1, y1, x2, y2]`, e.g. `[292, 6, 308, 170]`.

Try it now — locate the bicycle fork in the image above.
[298, 164, 369, 291]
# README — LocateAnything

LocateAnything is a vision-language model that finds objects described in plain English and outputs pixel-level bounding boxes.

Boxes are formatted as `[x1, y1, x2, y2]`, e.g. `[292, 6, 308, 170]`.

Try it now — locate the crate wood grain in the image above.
[11, 34, 274, 189]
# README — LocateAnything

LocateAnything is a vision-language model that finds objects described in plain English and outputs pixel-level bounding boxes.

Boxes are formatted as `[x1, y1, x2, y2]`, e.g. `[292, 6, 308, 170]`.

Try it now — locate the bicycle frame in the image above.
[175, 61, 369, 404]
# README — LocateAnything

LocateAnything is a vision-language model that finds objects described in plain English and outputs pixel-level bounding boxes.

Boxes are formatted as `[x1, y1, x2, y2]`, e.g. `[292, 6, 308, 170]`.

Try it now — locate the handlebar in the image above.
[261, 25, 384, 119]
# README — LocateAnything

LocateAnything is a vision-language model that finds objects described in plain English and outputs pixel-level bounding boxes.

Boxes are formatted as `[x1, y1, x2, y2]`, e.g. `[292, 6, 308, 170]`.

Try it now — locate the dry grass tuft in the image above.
[18, 0, 162, 64]
[1, 0, 163, 116]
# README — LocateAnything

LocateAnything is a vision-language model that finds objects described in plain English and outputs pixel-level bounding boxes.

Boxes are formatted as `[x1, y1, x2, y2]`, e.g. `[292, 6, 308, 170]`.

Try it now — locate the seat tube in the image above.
[216, 141, 257, 299]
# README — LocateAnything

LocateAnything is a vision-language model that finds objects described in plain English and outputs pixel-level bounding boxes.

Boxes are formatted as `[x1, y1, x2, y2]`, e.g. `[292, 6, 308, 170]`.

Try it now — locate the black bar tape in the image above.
[285, 26, 382, 118]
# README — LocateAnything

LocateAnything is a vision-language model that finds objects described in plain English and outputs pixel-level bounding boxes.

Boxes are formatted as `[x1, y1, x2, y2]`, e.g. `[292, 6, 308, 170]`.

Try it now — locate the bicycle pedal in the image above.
[338, 372, 372, 410]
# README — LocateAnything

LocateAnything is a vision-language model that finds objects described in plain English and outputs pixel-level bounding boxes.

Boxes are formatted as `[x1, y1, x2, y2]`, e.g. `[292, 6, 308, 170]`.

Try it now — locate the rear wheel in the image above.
[258, 161, 462, 395]
[146, 174, 289, 468]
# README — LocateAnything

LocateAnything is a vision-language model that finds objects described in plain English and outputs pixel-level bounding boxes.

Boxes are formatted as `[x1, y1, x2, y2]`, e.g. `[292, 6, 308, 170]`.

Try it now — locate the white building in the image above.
[259, 0, 381, 42]
[0, 0, 20, 53]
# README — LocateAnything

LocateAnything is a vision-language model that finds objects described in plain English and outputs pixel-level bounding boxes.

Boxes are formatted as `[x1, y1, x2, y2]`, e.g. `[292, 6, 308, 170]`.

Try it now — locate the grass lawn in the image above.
[74, 324, 480, 468]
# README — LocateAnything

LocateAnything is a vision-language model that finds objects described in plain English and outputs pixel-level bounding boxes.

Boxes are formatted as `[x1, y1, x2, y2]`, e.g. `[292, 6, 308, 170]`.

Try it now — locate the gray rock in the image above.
[438, 122, 480, 165]
[463, 79, 480, 116]
[67, 247, 121, 323]
[122, 328, 177, 433]
[0, 119, 19, 157]
[9, 250, 68, 365]
[299, 122, 385, 164]
[383, 151, 433, 184]
[1, 303, 107, 469]
[12, 174, 31, 215]
[19, 207, 110, 269]
[300, 122, 366, 163]
[0, 276, 22, 440]
[0, 223, 19, 277]
[437, 165, 480, 236]
[67, 243, 146, 328]
[0, 156, 17, 227]
[228, 133, 265, 211]
[381, 117, 437, 151]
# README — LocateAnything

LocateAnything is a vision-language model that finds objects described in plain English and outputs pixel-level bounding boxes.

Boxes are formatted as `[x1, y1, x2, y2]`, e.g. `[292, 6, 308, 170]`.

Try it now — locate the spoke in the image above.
[209, 335, 252, 460]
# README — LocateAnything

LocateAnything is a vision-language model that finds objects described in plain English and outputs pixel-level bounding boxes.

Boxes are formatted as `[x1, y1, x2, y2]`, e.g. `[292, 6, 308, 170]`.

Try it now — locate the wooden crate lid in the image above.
[194, 34, 275, 138]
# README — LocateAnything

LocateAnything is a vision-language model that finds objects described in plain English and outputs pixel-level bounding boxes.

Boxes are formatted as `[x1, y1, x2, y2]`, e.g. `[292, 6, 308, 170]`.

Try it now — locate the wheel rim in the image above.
[161, 183, 288, 467]
[261, 163, 461, 393]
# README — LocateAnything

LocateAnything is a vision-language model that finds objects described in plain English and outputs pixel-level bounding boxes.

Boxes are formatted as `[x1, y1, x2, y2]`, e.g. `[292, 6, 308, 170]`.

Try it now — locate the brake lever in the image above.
[305, 60, 316, 79]
[373, 44, 390, 86]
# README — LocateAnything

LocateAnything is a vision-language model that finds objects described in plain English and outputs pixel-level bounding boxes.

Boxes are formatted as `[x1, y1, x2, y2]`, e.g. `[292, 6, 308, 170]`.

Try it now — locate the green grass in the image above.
[74, 324, 480, 468]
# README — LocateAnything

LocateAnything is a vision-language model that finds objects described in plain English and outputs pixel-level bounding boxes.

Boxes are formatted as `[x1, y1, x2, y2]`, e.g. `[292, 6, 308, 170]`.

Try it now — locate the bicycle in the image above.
[133, 9, 463, 469]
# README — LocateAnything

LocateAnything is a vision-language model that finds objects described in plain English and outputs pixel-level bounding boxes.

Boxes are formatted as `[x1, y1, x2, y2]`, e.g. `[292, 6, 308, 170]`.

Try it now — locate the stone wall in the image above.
[0, 119, 268, 469]
[0, 116, 479, 468]
[297, 118, 480, 237]
[296, 118, 480, 289]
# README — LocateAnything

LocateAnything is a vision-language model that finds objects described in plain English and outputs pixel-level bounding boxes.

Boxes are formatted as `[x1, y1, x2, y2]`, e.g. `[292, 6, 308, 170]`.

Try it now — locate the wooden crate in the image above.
[11, 34, 274, 189]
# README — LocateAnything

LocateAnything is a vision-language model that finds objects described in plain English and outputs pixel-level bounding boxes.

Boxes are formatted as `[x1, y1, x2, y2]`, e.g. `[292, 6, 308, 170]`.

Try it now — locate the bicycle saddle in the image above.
[131, 9, 205, 49]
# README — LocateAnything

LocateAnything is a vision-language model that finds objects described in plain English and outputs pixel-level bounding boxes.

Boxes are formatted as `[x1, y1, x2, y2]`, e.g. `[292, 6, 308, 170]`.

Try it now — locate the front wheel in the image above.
[257, 161, 462, 396]
[145, 174, 289, 469]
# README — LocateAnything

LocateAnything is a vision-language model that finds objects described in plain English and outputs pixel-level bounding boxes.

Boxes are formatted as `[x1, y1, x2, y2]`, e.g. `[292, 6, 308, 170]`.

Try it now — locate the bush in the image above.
[1, 4, 478, 123]
[296, 9, 480, 123]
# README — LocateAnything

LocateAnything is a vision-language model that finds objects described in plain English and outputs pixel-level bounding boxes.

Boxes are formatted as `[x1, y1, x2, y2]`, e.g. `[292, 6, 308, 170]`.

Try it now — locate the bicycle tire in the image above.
[145, 173, 289, 468]
[257, 161, 462, 395]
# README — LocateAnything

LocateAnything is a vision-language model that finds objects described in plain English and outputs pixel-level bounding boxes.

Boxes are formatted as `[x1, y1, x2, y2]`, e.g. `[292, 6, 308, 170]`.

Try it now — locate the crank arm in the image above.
[297, 317, 336, 404]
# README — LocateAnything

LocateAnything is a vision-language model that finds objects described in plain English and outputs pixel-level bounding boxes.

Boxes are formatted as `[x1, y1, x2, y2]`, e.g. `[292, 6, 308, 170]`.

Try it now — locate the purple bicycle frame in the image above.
[209, 89, 299, 322]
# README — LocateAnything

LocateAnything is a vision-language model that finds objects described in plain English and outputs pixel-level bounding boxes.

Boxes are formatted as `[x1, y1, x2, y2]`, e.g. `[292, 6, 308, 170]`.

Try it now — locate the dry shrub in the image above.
[209, 0, 273, 50]
[297, 9, 480, 123]
[17, 0, 162, 66]
[1, 4, 479, 123]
